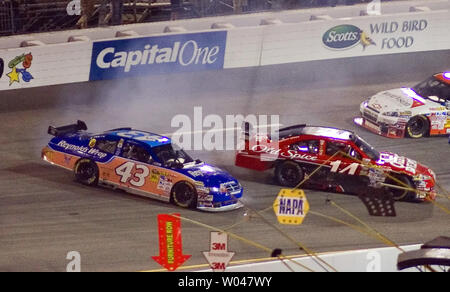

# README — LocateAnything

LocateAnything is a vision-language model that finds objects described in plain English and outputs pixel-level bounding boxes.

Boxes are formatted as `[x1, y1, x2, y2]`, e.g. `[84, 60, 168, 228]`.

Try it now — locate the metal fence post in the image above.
[9, 0, 15, 33]
[0, 0, 14, 35]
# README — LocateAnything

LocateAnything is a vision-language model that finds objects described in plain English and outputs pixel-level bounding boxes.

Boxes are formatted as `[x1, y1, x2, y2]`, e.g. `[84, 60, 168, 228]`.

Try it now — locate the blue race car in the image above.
[42, 121, 244, 212]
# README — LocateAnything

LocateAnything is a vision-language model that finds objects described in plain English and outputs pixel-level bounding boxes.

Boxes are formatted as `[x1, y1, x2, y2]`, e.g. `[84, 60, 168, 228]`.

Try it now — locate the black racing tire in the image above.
[74, 159, 99, 186]
[386, 175, 417, 202]
[275, 161, 305, 188]
[171, 181, 198, 209]
[406, 116, 429, 139]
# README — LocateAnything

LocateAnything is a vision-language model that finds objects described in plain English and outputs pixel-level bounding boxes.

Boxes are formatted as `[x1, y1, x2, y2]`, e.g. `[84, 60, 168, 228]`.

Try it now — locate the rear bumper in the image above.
[235, 152, 275, 171]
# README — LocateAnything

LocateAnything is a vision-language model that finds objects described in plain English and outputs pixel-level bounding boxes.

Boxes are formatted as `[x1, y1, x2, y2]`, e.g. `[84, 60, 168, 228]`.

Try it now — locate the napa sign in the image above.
[273, 189, 310, 225]
[89, 31, 227, 81]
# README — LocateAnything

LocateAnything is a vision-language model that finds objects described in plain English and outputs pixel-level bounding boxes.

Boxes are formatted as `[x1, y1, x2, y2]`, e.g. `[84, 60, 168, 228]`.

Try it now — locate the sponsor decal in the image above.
[429, 112, 447, 131]
[324, 19, 429, 52]
[57, 140, 107, 159]
[377, 153, 417, 174]
[194, 181, 205, 187]
[87, 148, 108, 159]
[429, 107, 446, 111]
[64, 155, 73, 166]
[370, 19, 428, 50]
[157, 176, 173, 193]
[367, 168, 387, 188]
[251, 145, 318, 161]
[89, 31, 227, 81]
[151, 169, 173, 177]
[57, 140, 89, 152]
[383, 90, 413, 107]
[198, 192, 214, 203]
[371, 103, 382, 111]
[115, 138, 125, 156]
[150, 173, 160, 183]
[188, 170, 204, 177]
[411, 99, 425, 108]
[6, 53, 34, 86]
[89, 138, 97, 148]
[399, 111, 412, 116]
[323, 25, 375, 50]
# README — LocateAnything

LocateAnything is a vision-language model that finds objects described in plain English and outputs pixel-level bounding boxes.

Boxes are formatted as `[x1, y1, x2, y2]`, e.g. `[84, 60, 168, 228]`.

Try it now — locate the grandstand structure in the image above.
[0, 0, 387, 36]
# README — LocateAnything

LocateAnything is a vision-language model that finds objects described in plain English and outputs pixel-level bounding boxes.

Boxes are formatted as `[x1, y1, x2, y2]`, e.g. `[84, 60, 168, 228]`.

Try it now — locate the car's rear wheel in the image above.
[386, 175, 417, 202]
[275, 161, 305, 188]
[171, 181, 198, 209]
[74, 159, 99, 186]
[406, 116, 429, 139]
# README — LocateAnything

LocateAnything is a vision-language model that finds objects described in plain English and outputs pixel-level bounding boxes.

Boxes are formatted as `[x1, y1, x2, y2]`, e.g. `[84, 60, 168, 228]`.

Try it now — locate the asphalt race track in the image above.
[1, 51, 449, 272]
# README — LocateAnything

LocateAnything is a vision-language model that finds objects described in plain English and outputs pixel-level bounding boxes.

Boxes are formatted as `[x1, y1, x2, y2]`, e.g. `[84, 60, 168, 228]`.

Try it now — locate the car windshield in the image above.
[412, 76, 450, 103]
[354, 136, 380, 161]
[152, 144, 194, 167]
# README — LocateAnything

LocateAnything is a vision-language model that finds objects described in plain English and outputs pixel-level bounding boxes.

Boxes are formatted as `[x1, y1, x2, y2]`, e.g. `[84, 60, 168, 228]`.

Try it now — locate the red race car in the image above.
[235, 124, 436, 202]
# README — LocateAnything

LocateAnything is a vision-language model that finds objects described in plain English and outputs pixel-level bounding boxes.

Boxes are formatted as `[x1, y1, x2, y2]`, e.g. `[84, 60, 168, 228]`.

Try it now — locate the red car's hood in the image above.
[376, 152, 433, 178]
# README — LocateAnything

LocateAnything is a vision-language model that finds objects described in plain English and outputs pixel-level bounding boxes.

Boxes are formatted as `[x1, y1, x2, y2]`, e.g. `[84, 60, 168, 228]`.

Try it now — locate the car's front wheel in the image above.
[386, 175, 417, 202]
[406, 115, 429, 138]
[171, 181, 198, 209]
[275, 161, 305, 188]
[74, 159, 99, 186]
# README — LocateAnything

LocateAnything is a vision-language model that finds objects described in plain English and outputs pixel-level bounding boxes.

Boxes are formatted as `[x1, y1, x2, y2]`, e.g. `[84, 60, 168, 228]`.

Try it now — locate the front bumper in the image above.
[413, 176, 437, 202]
[413, 188, 436, 202]
[198, 200, 244, 212]
[354, 117, 407, 139]
[355, 105, 408, 138]
[196, 182, 244, 212]
[423, 191, 436, 202]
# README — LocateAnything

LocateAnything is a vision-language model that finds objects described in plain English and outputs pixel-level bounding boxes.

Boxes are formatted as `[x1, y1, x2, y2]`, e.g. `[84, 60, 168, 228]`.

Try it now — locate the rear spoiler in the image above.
[48, 120, 87, 137]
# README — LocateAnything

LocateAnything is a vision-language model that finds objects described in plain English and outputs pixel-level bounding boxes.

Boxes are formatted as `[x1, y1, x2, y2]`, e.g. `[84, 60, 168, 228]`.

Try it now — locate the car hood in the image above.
[376, 152, 433, 177]
[368, 88, 437, 112]
[179, 163, 238, 187]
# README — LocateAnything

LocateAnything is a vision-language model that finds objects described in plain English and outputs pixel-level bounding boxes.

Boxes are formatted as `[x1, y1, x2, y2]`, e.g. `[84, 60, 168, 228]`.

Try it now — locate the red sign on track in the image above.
[152, 214, 191, 271]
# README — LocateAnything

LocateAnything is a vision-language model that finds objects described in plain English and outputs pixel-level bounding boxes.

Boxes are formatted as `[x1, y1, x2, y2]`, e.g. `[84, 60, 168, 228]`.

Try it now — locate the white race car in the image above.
[356, 72, 450, 138]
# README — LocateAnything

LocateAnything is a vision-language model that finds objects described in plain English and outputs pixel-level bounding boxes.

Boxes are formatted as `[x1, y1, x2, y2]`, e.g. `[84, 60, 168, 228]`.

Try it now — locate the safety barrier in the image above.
[198, 245, 422, 272]
[0, 0, 449, 91]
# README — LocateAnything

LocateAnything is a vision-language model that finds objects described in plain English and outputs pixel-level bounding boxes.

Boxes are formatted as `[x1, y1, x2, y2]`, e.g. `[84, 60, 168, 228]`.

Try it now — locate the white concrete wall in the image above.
[198, 245, 422, 272]
[0, 0, 448, 91]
